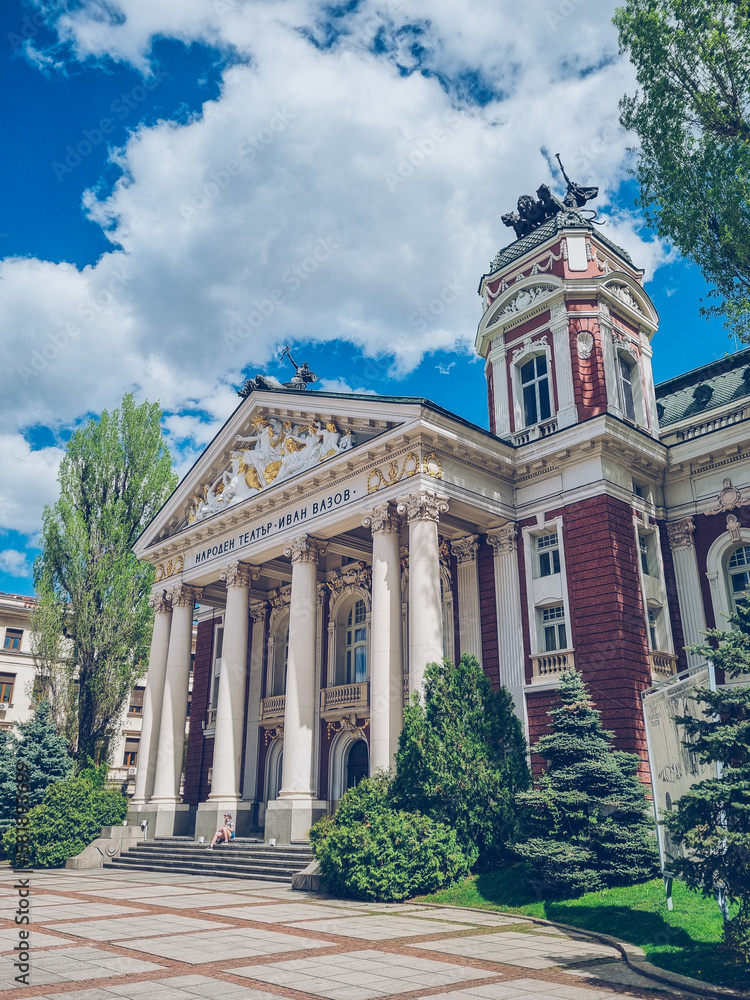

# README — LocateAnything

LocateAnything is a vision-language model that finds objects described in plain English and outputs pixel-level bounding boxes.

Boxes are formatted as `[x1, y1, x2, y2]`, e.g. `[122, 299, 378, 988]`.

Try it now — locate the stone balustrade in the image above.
[320, 681, 369, 719]
[530, 649, 575, 681]
[259, 695, 286, 724]
[649, 650, 678, 678]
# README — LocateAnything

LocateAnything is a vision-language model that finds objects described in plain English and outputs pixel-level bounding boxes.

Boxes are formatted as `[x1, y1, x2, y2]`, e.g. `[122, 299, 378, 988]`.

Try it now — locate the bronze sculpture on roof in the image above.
[501, 154, 599, 240]
[238, 345, 319, 398]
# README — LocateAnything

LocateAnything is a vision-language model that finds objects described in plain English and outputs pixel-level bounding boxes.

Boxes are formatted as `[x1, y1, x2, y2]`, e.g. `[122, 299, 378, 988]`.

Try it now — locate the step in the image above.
[103, 859, 294, 882]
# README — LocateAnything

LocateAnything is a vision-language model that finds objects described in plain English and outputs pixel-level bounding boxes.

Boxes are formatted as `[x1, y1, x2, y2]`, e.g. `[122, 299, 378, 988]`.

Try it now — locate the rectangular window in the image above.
[123, 737, 140, 768]
[619, 356, 636, 421]
[520, 355, 551, 427]
[639, 535, 651, 576]
[128, 688, 144, 715]
[648, 609, 659, 650]
[537, 532, 561, 577]
[0, 674, 14, 703]
[541, 605, 568, 652]
[3, 629, 22, 652]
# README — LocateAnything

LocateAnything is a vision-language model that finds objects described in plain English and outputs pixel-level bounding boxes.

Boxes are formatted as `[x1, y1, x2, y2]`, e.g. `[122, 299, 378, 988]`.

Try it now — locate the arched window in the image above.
[520, 354, 551, 427]
[345, 600, 368, 684]
[346, 739, 369, 789]
[728, 545, 750, 605]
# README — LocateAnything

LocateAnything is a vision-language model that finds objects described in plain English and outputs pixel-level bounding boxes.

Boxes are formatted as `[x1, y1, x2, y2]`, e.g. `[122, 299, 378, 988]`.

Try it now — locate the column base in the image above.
[131, 802, 193, 838]
[195, 800, 261, 841]
[264, 798, 327, 844]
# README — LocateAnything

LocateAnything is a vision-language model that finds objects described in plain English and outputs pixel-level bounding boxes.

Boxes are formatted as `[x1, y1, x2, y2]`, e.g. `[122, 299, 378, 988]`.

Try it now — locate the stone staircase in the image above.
[103, 837, 315, 883]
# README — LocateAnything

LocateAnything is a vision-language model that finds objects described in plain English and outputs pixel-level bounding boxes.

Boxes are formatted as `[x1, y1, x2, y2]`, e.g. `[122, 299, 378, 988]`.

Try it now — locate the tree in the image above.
[614, 0, 750, 338]
[663, 598, 750, 964]
[33, 394, 177, 766]
[515, 668, 659, 897]
[391, 654, 530, 867]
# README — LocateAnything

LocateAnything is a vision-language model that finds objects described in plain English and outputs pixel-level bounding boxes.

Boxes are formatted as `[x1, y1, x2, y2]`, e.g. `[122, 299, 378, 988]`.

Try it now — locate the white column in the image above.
[279, 536, 326, 798]
[151, 584, 202, 803]
[489, 343, 510, 438]
[242, 603, 268, 803]
[210, 562, 258, 801]
[667, 518, 707, 669]
[551, 309, 577, 429]
[451, 534, 482, 663]
[397, 491, 449, 695]
[131, 590, 172, 805]
[487, 526, 527, 731]
[363, 503, 403, 774]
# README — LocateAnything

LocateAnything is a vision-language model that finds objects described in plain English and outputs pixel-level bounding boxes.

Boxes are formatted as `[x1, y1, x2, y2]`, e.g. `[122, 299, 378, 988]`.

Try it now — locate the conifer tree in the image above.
[515, 668, 659, 896]
[392, 654, 530, 867]
[664, 599, 750, 964]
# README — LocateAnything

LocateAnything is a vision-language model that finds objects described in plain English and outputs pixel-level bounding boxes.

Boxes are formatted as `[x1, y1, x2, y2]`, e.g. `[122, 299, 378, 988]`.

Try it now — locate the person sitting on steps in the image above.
[206, 813, 234, 849]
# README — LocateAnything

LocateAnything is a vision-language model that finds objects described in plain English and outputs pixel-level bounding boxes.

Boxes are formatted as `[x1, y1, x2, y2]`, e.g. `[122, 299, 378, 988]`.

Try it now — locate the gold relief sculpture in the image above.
[155, 554, 184, 582]
[423, 452, 443, 478]
[367, 452, 419, 494]
[263, 460, 283, 484]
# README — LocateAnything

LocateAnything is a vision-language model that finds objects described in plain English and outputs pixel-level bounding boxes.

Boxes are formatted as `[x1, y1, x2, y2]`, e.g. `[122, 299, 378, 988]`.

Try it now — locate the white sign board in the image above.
[641, 665, 718, 876]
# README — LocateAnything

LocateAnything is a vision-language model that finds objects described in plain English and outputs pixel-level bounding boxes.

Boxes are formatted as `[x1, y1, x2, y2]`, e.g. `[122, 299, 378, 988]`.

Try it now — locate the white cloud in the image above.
[1, 0, 673, 547]
[0, 435, 65, 536]
[0, 550, 33, 578]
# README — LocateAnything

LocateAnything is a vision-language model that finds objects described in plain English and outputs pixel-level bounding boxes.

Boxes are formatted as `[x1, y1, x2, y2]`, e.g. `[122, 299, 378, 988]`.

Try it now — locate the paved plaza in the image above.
[0, 868, 713, 1000]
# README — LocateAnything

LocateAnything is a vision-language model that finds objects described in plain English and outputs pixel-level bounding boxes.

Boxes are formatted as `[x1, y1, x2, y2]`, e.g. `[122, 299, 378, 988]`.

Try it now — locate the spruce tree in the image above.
[515, 668, 659, 896]
[391, 654, 530, 867]
[664, 598, 750, 964]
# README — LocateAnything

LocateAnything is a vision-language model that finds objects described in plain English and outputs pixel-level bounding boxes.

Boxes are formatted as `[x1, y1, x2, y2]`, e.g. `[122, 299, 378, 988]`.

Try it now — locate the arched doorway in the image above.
[346, 739, 369, 790]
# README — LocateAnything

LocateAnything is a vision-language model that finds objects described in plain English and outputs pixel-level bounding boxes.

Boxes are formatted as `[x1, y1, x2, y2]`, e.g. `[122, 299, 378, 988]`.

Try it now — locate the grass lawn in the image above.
[416, 866, 747, 990]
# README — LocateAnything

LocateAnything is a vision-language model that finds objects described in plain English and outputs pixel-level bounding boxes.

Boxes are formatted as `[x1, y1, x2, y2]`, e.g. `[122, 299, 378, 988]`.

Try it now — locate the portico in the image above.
[130, 393, 520, 841]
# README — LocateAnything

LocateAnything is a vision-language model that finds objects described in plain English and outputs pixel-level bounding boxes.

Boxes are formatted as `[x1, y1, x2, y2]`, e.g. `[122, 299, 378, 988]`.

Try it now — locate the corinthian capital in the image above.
[487, 524, 517, 555]
[220, 561, 260, 588]
[167, 583, 203, 608]
[396, 491, 449, 524]
[666, 517, 695, 551]
[148, 589, 172, 614]
[283, 535, 328, 565]
[451, 534, 479, 565]
[362, 503, 400, 535]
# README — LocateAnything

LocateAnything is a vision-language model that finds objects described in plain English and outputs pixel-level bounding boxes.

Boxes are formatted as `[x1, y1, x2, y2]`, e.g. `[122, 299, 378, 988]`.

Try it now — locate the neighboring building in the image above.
[129, 207, 750, 844]
[0, 592, 38, 733]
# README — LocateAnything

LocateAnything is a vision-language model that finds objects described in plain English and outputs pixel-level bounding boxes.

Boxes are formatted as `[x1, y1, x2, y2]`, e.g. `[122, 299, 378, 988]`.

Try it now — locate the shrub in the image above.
[391, 655, 530, 867]
[514, 668, 659, 897]
[310, 775, 470, 901]
[3, 768, 127, 868]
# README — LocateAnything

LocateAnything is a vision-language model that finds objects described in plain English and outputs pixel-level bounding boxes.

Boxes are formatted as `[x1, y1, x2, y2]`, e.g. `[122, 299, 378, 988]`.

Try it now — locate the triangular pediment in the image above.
[135, 390, 411, 555]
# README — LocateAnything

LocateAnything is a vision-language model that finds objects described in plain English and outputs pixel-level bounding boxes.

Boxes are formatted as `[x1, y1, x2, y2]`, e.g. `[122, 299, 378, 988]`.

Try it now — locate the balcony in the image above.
[530, 649, 575, 683]
[260, 694, 286, 726]
[649, 650, 678, 679]
[320, 681, 369, 720]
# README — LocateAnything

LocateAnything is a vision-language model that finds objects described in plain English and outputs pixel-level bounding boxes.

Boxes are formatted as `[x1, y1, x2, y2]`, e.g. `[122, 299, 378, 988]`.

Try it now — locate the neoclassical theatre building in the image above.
[130, 205, 750, 842]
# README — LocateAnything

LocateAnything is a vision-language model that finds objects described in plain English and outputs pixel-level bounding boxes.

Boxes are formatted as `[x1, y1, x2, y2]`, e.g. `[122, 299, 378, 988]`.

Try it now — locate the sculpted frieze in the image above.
[189, 414, 355, 524]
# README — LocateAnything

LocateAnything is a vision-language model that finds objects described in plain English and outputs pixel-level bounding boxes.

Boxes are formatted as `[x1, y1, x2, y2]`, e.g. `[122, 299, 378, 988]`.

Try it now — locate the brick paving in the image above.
[0, 868, 709, 999]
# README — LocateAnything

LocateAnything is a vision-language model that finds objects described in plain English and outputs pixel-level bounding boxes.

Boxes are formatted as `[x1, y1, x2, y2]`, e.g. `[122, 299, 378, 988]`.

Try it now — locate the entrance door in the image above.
[346, 740, 369, 789]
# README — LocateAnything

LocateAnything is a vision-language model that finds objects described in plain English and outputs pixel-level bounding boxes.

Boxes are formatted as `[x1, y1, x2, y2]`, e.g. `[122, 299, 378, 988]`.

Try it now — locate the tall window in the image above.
[639, 534, 652, 576]
[520, 355, 551, 427]
[537, 532, 560, 577]
[0, 674, 14, 703]
[540, 605, 567, 652]
[210, 625, 224, 709]
[728, 546, 750, 603]
[3, 629, 22, 652]
[648, 608, 661, 650]
[618, 355, 636, 421]
[122, 737, 140, 768]
[345, 600, 367, 684]
[128, 688, 144, 715]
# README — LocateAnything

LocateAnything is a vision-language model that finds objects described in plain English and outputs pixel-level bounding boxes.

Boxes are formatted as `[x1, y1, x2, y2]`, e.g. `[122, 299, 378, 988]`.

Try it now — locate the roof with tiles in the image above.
[485, 209, 634, 276]
[655, 347, 750, 427]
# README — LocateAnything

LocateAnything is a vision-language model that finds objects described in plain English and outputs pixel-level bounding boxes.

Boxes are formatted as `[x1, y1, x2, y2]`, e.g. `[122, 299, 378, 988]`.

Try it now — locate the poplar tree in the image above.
[664, 599, 750, 964]
[515, 668, 659, 896]
[33, 394, 177, 766]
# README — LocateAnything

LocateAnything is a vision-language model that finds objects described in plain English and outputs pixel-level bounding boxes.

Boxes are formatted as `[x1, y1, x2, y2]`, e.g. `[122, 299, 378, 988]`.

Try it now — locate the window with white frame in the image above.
[618, 354, 637, 421]
[272, 621, 289, 696]
[647, 607, 661, 650]
[639, 534, 653, 576]
[537, 532, 561, 577]
[520, 354, 552, 427]
[728, 546, 750, 605]
[209, 625, 224, 710]
[540, 604, 568, 652]
[345, 600, 368, 684]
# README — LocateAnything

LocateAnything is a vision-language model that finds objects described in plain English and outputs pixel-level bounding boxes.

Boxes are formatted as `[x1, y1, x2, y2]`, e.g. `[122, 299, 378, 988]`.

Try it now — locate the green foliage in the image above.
[0, 701, 74, 844]
[614, 0, 750, 339]
[309, 774, 470, 901]
[3, 768, 127, 869]
[663, 596, 750, 964]
[391, 655, 530, 867]
[33, 393, 177, 765]
[515, 668, 659, 896]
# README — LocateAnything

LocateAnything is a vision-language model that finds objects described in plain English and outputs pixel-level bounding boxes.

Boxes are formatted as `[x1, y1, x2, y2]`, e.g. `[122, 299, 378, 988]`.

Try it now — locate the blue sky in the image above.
[0, 0, 735, 597]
